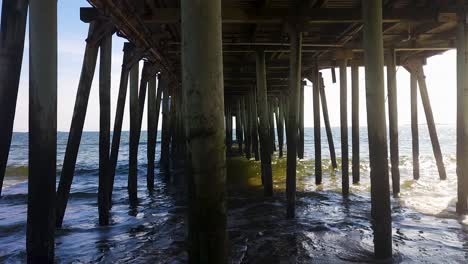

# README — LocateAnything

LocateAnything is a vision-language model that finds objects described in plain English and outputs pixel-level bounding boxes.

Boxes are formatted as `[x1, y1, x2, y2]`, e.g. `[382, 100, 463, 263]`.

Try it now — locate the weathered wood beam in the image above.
[82, 5, 177, 83]
[456, 9, 468, 213]
[98, 31, 112, 226]
[159, 73, 171, 176]
[128, 62, 139, 204]
[108, 43, 134, 205]
[386, 49, 400, 196]
[56, 22, 101, 228]
[410, 64, 447, 180]
[286, 26, 302, 219]
[410, 71, 419, 181]
[27, 0, 57, 261]
[0, 0, 28, 196]
[256, 50, 273, 196]
[339, 58, 349, 196]
[319, 74, 337, 169]
[143, 7, 455, 24]
[351, 60, 360, 184]
[362, 0, 392, 259]
[182, 1, 227, 262]
[312, 68, 322, 184]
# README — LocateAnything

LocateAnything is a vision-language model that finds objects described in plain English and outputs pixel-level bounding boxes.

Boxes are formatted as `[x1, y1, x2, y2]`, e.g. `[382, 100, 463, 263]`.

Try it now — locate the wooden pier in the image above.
[0, 0, 467, 262]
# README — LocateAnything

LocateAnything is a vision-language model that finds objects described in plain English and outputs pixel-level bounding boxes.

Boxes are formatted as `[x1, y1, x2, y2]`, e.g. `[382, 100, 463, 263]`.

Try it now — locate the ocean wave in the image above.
[4, 165, 28, 177]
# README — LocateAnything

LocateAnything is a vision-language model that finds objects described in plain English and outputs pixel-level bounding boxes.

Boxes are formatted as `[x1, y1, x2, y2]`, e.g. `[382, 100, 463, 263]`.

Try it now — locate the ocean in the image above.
[1, 125, 467, 263]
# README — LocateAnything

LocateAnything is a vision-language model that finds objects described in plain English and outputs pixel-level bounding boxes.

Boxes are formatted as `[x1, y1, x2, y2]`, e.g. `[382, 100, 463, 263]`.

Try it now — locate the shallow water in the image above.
[1, 126, 468, 263]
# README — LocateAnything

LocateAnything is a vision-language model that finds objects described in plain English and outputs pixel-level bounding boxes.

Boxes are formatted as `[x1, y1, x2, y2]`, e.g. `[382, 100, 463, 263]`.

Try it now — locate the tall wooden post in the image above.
[98, 32, 112, 226]
[256, 50, 273, 196]
[236, 101, 243, 153]
[320, 75, 338, 169]
[244, 96, 252, 159]
[181, 0, 227, 261]
[410, 72, 420, 180]
[128, 62, 139, 203]
[386, 49, 400, 196]
[457, 11, 468, 213]
[312, 68, 322, 184]
[147, 74, 161, 190]
[240, 98, 247, 155]
[351, 60, 360, 184]
[0, 0, 28, 196]
[108, 43, 133, 204]
[286, 25, 302, 218]
[339, 58, 349, 196]
[27, 0, 57, 261]
[225, 105, 233, 154]
[160, 74, 171, 176]
[298, 83, 305, 159]
[275, 98, 284, 158]
[251, 90, 260, 161]
[56, 22, 100, 228]
[269, 100, 276, 154]
[413, 64, 447, 180]
[362, 0, 392, 259]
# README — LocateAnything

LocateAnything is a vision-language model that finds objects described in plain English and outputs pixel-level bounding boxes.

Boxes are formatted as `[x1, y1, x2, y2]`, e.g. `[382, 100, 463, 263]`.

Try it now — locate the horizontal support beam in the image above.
[168, 42, 455, 53]
[144, 7, 456, 24]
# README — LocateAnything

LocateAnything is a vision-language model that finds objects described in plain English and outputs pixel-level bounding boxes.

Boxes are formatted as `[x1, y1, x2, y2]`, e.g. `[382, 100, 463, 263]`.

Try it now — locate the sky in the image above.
[10, 1, 457, 132]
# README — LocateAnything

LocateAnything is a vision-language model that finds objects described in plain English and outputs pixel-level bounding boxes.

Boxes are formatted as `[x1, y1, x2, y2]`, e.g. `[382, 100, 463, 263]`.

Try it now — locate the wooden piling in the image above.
[0, 0, 28, 196]
[244, 96, 252, 159]
[128, 62, 139, 203]
[226, 105, 233, 154]
[339, 58, 349, 196]
[98, 32, 112, 226]
[255, 50, 273, 196]
[181, 0, 227, 261]
[56, 22, 100, 228]
[147, 74, 159, 190]
[351, 60, 360, 184]
[286, 26, 302, 218]
[27, 0, 57, 260]
[276, 98, 284, 158]
[457, 14, 468, 213]
[269, 100, 276, 154]
[160, 74, 171, 175]
[386, 49, 400, 195]
[298, 83, 305, 159]
[108, 43, 133, 204]
[413, 64, 447, 180]
[312, 68, 322, 184]
[236, 101, 243, 154]
[320, 75, 338, 169]
[362, 0, 392, 258]
[251, 90, 260, 161]
[240, 98, 247, 155]
[410, 72, 420, 180]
